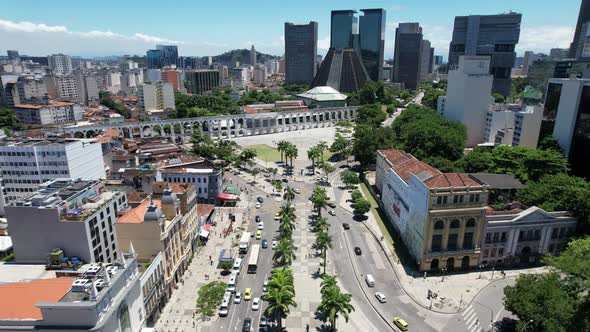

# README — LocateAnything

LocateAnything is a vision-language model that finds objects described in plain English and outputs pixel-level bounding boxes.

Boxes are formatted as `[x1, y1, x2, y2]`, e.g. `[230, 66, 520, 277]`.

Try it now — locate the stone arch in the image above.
[85, 130, 96, 138]
[461, 256, 470, 269]
[153, 125, 163, 136]
[434, 220, 444, 230]
[430, 259, 439, 271]
[450, 219, 460, 229]
[446, 257, 455, 269]
[74, 131, 85, 138]
[466, 218, 476, 228]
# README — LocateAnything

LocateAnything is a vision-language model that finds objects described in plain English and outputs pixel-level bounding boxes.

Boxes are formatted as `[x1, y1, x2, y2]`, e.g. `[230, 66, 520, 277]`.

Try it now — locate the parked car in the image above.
[260, 316, 268, 327]
[258, 222, 264, 230]
[293, 188, 301, 194]
[255, 215, 261, 223]
[218, 306, 229, 317]
[328, 210, 336, 216]
[252, 297, 261, 310]
[327, 202, 337, 208]
[255, 202, 261, 209]
[272, 240, 278, 249]
[263, 276, 269, 292]
[257, 197, 264, 203]
[261, 239, 268, 249]
[342, 223, 350, 230]
[234, 291, 242, 304]
[256, 230, 262, 240]
[354, 247, 362, 255]
[375, 292, 387, 303]
[242, 318, 252, 332]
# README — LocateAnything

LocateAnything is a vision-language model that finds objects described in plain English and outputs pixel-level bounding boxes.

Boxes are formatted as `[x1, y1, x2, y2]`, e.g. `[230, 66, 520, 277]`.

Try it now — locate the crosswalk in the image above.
[462, 304, 482, 332]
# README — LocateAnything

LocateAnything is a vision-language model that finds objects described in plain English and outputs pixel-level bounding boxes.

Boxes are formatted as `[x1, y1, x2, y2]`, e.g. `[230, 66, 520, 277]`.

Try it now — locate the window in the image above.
[466, 218, 475, 228]
[434, 220, 444, 230]
[448, 234, 458, 251]
[463, 232, 473, 249]
[437, 196, 442, 204]
[459, 195, 464, 203]
[482, 249, 489, 258]
[498, 248, 504, 257]
[551, 228, 558, 239]
[450, 220, 460, 229]
[431, 235, 442, 252]
[453, 195, 459, 204]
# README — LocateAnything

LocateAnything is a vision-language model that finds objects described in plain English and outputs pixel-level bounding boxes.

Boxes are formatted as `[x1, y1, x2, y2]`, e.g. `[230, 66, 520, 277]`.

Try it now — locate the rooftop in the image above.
[379, 149, 483, 189]
[0, 138, 96, 148]
[297, 86, 348, 101]
[0, 263, 57, 284]
[469, 173, 524, 190]
[0, 278, 75, 320]
[14, 101, 75, 109]
[118, 198, 162, 224]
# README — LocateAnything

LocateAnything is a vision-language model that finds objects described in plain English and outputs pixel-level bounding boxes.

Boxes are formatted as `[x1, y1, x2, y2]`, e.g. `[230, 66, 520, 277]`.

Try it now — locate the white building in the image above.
[484, 104, 542, 148]
[438, 55, 494, 147]
[145, 69, 162, 83]
[51, 75, 79, 100]
[13, 101, 83, 125]
[0, 252, 145, 332]
[5, 179, 125, 264]
[156, 157, 222, 203]
[137, 81, 175, 112]
[74, 71, 99, 104]
[106, 72, 122, 94]
[0, 139, 105, 204]
[47, 54, 73, 75]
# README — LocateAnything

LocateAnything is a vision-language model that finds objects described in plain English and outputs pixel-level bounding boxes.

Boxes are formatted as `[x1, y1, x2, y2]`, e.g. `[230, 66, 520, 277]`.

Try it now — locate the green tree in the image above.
[251, 168, 261, 183]
[263, 268, 297, 331]
[352, 125, 396, 168]
[196, 281, 227, 317]
[492, 93, 506, 103]
[191, 127, 216, 159]
[317, 284, 355, 331]
[283, 186, 295, 202]
[0, 107, 24, 133]
[318, 141, 329, 162]
[311, 186, 329, 217]
[341, 170, 360, 188]
[353, 198, 371, 218]
[239, 148, 257, 165]
[422, 88, 446, 110]
[314, 216, 330, 234]
[220, 261, 233, 275]
[273, 239, 296, 266]
[272, 180, 283, 195]
[277, 140, 290, 163]
[315, 229, 333, 274]
[320, 162, 336, 178]
[285, 144, 298, 169]
[307, 146, 321, 173]
[538, 135, 563, 154]
[350, 190, 363, 202]
[356, 104, 387, 127]
[320, 274, 338, 294]
[330, 133, 351, 162]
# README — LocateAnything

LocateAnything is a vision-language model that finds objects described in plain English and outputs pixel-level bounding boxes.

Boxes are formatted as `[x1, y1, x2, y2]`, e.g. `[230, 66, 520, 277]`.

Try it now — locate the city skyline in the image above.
[0, 0, 579, 58]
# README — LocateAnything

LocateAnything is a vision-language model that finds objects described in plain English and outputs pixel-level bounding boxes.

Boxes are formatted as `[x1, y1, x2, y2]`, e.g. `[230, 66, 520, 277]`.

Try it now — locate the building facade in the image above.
[482, 207, 576, 266]
[570, 0, 590, 59]
[448, 13, 522, 96]
[156, 158, 222, 203]
[13, 101, 83, 125]
[250, 45, 257, 66]
[156, 45, 178, 67]
[5, 179, 125, 264]
[138, 81, 175, 112]
[146, 49, 162, 69]
[394, 23, 424, 90]
[484, 103, 542, 148]
[376, 149, 488, 272]
[184, 70, 220, 95]
[359, 8, 386, 81]
[0, 139, 105, 204]
[47, 54, 73, 75]
[284, 21, 318, 85]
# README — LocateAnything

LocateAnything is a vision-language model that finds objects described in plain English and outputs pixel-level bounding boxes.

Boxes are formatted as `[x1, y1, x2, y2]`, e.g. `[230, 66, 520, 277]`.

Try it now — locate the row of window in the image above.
[2, 170, 69, 176]
[0, 151, 66, 157]
[434, 218, 476, 230]
[485, 231, 507, 243]
[482, 247, 504, 258]
[3, 179, 42, 184]
[435, 194, 480, 205]
[431, 232, 475, 252]
[4, 187, 37, 193]
[163, 176, 207, 184]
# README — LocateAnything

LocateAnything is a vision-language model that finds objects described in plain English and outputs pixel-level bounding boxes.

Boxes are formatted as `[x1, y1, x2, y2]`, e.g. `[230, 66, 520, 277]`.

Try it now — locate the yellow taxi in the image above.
[256, 230, 262, 240]
[393, 317, 408, 331]
[274, 213, 280, 221]
[244, 288, 252, 301]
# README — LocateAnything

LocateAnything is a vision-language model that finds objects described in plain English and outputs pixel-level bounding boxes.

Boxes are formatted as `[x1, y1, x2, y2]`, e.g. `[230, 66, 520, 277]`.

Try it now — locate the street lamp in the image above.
[478, 264, 484, 279]
[519, 319, 534, 332]
[441, 267, 447, 282]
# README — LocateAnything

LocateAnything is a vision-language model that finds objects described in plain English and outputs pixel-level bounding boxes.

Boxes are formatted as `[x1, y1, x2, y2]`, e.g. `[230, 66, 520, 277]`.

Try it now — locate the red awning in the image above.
[203, 224, 212, 231]
[216, 193, 239, 200]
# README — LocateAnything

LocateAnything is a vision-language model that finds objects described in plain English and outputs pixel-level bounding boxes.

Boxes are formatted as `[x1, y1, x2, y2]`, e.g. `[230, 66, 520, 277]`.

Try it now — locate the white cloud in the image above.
[517, 25, 574, 53]
[318, 36, 330, 50]
[0, 19, 68, 33]
[132, 33, 182, 45]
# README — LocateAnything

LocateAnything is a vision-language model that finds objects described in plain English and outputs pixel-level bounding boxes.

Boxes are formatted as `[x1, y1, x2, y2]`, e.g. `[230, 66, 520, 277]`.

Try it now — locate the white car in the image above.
[375, 292, 387, 303]
[252, 297, 261, 311]
[218, 306, 229, 317]
[227, 284, 236, 293]
[257, 222, 264, 230]
[328, 210, 336, 216]
[272, 240, 278, 249]
[293, 188, 301, 194]
[255, 202, 261, 209]
[234, 291, 242, 304]
[263, 276, 269, 292]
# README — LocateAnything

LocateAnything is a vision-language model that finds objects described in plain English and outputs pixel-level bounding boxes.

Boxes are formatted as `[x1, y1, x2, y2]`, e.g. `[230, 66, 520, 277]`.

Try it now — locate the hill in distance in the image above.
[212, 49, 280, 66]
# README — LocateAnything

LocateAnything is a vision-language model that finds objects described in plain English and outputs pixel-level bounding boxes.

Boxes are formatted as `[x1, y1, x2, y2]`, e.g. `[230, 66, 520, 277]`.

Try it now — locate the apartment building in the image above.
[484, 104, 542, 148]
[137, 81, 175, 112]
[156, 156, 223, 203]
[13, 101, 83, 125]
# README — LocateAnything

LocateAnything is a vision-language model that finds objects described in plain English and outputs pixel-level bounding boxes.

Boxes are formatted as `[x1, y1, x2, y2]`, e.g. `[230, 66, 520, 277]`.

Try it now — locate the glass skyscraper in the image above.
[359, 9, 386, 81]
[284, 22, 318, 85]
[330, 10, 357, 49]
[156, 45, 178, 67]
[146, 49, 162, 69]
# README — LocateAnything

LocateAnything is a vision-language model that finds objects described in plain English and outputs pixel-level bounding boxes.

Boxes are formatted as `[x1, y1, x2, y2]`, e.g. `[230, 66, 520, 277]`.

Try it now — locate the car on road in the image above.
[257, 196, 264, 203]
[375, 292, 387, 303]
[327, 202, 337, 208]
[393, 317, 409, 331]
[272, 240, 278, 249]
[256, 230, 262, 240]
[257, 222, 264, 230]
[242, 318, 252, 332]
[354, 247, 362, 255]
[255, 202, 261, 209]
[244, 288, 252, 301]
[293, 188, 301, 194]
[234, 291, 242, 303]
[218, 306, 229, 317]
[260, 316, 268, 327]
[282, 178, 289, 183]
[255, 215, 261, 223]
[252, 297, 261, 310]
[263, 276, 269, 292]
[261, 239, 268, 249]
[274, 213, 280, 220]
[342, 223, 350, 230]
[328, 210, 336, 216]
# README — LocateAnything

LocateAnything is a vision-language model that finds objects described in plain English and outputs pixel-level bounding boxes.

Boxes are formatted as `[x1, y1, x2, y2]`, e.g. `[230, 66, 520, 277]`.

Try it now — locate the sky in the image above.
[0, 0, 581, 59]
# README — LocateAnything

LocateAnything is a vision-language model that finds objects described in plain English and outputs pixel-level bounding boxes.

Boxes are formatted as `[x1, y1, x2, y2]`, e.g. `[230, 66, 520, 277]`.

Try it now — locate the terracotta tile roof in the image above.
[152, 182, 190, 194]
[0, 278, 75, 320]
[118, 199, 161, 224]
[127, 191, 149, 202]
[198, 204, 215, 219]
[103, 128, 121, 137]
[379, 149, 482, 189]
[14, 101, 74, 109]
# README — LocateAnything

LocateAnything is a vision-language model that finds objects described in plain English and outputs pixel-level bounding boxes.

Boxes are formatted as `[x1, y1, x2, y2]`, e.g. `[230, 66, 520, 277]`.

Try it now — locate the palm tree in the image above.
[273, 239, 296, 266]
[279, 202, 296, 221]
[316, 229, 333, 274]
[314, 217, 330, 234]
[269, 267, 295, 291]
[251, 168, 260, 184]
[318, 141, 329, 162]
[279, 215, 296, 238]
[320, 274, 338, 294]
[317, 286, 355, 331]
[307, 146, 321, 174]
[262, 287, 297, 332]
[283, 186, 295, 202]
[312, 186, 329, 217]
[277, 140, 290, 164]
[285, 144, 298, 169]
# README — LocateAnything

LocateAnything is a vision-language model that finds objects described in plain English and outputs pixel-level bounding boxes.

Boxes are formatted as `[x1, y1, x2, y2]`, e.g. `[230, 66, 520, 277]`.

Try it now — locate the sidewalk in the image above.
[350, 187, 548, 314]
[154, 206, 248, 332]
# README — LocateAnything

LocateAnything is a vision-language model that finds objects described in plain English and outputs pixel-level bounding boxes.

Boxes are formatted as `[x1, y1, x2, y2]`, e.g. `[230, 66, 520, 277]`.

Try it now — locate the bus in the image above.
[247, 244, 260, 274]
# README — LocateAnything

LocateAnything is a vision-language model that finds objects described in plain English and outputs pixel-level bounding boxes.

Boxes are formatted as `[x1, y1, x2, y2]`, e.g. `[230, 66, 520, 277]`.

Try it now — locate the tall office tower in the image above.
[284, 21, 318, 85]
[184, 70, 221, 95]
[146, 49, 162, 69]
[359, 9, 386, 81]
[6, 50, 19, 60]
[162, 69, 183, 91]
[429, 47, 435, 73]
[550, 48, 570, 60]
[137, 81, 175, 111]
[434, 55, 444, 65]
[570, 0, 590, 58]
[53, 75, 79, 101]
[544, 78, 590, 178]
[394, 23, 424, 90]
[156, 45, 179, 67]
[331, 10, 358, 49]
[448, 13, 522, 96]
[438, 56, 494, 147]
[420, 39, 433, 81]
[250, 45, 257, 66]
[47, 54, 73, 75]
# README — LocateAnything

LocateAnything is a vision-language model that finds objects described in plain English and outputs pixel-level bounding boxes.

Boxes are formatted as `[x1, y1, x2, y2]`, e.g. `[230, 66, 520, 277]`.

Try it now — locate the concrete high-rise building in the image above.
[145, 68, 162, 83]
[16, 76, 48, 104]
[73, 70, 99, 104]
[13, 102, 83, 125]
[284, 21, 318, 85]
[5, 179, 124, 264]
[438, 56, 494, 147]
[394, 23, 424, 89]
[484, 103, 543, 148]
[47, 54, 73, 75]
[544, 78, 590, 178]
[52, 75, 79, 101]
[146, 49, 162, 69]
[156, 45, 179, 67]
[420, 39, 433, 81]
[359, 8, 386, 81]
[448, 13, 522, 96]
[434, 55, 444, 65]
[253, 66, 266, 84]
[250, 45, 257, 66]
[0, 138, 105, 211]
[550, 48, 570, 60]
[162, 69, 183, 92]
[6, 50, 19, 60]
[570, 0, 590, 59]
[522, 51, 546, 76]
[137, 81, 175, 112]
[185, 70, 220, 95]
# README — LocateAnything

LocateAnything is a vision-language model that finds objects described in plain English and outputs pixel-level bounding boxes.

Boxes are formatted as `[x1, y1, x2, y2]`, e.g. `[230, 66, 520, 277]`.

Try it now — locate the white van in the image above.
[222, 291, 232, 305]
[233, 258, 242, 273]
[227, 275, 237, 292]
[365, 274, 375, 287]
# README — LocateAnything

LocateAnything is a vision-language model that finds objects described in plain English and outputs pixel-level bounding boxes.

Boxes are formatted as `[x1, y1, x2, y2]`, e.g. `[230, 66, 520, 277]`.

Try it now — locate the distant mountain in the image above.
[212, 49, 279, 67]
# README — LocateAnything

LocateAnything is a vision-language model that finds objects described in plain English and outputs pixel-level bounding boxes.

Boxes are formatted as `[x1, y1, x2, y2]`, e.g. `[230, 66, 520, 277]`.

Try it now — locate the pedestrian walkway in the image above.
[154, 207, 247, 332]
[461, 304, 482, 332]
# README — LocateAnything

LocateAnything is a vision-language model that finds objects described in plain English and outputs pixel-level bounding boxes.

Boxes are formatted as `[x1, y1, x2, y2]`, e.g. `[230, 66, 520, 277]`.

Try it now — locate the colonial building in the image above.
[481, 206, 576, 266]
[376, 149, 489, 271]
